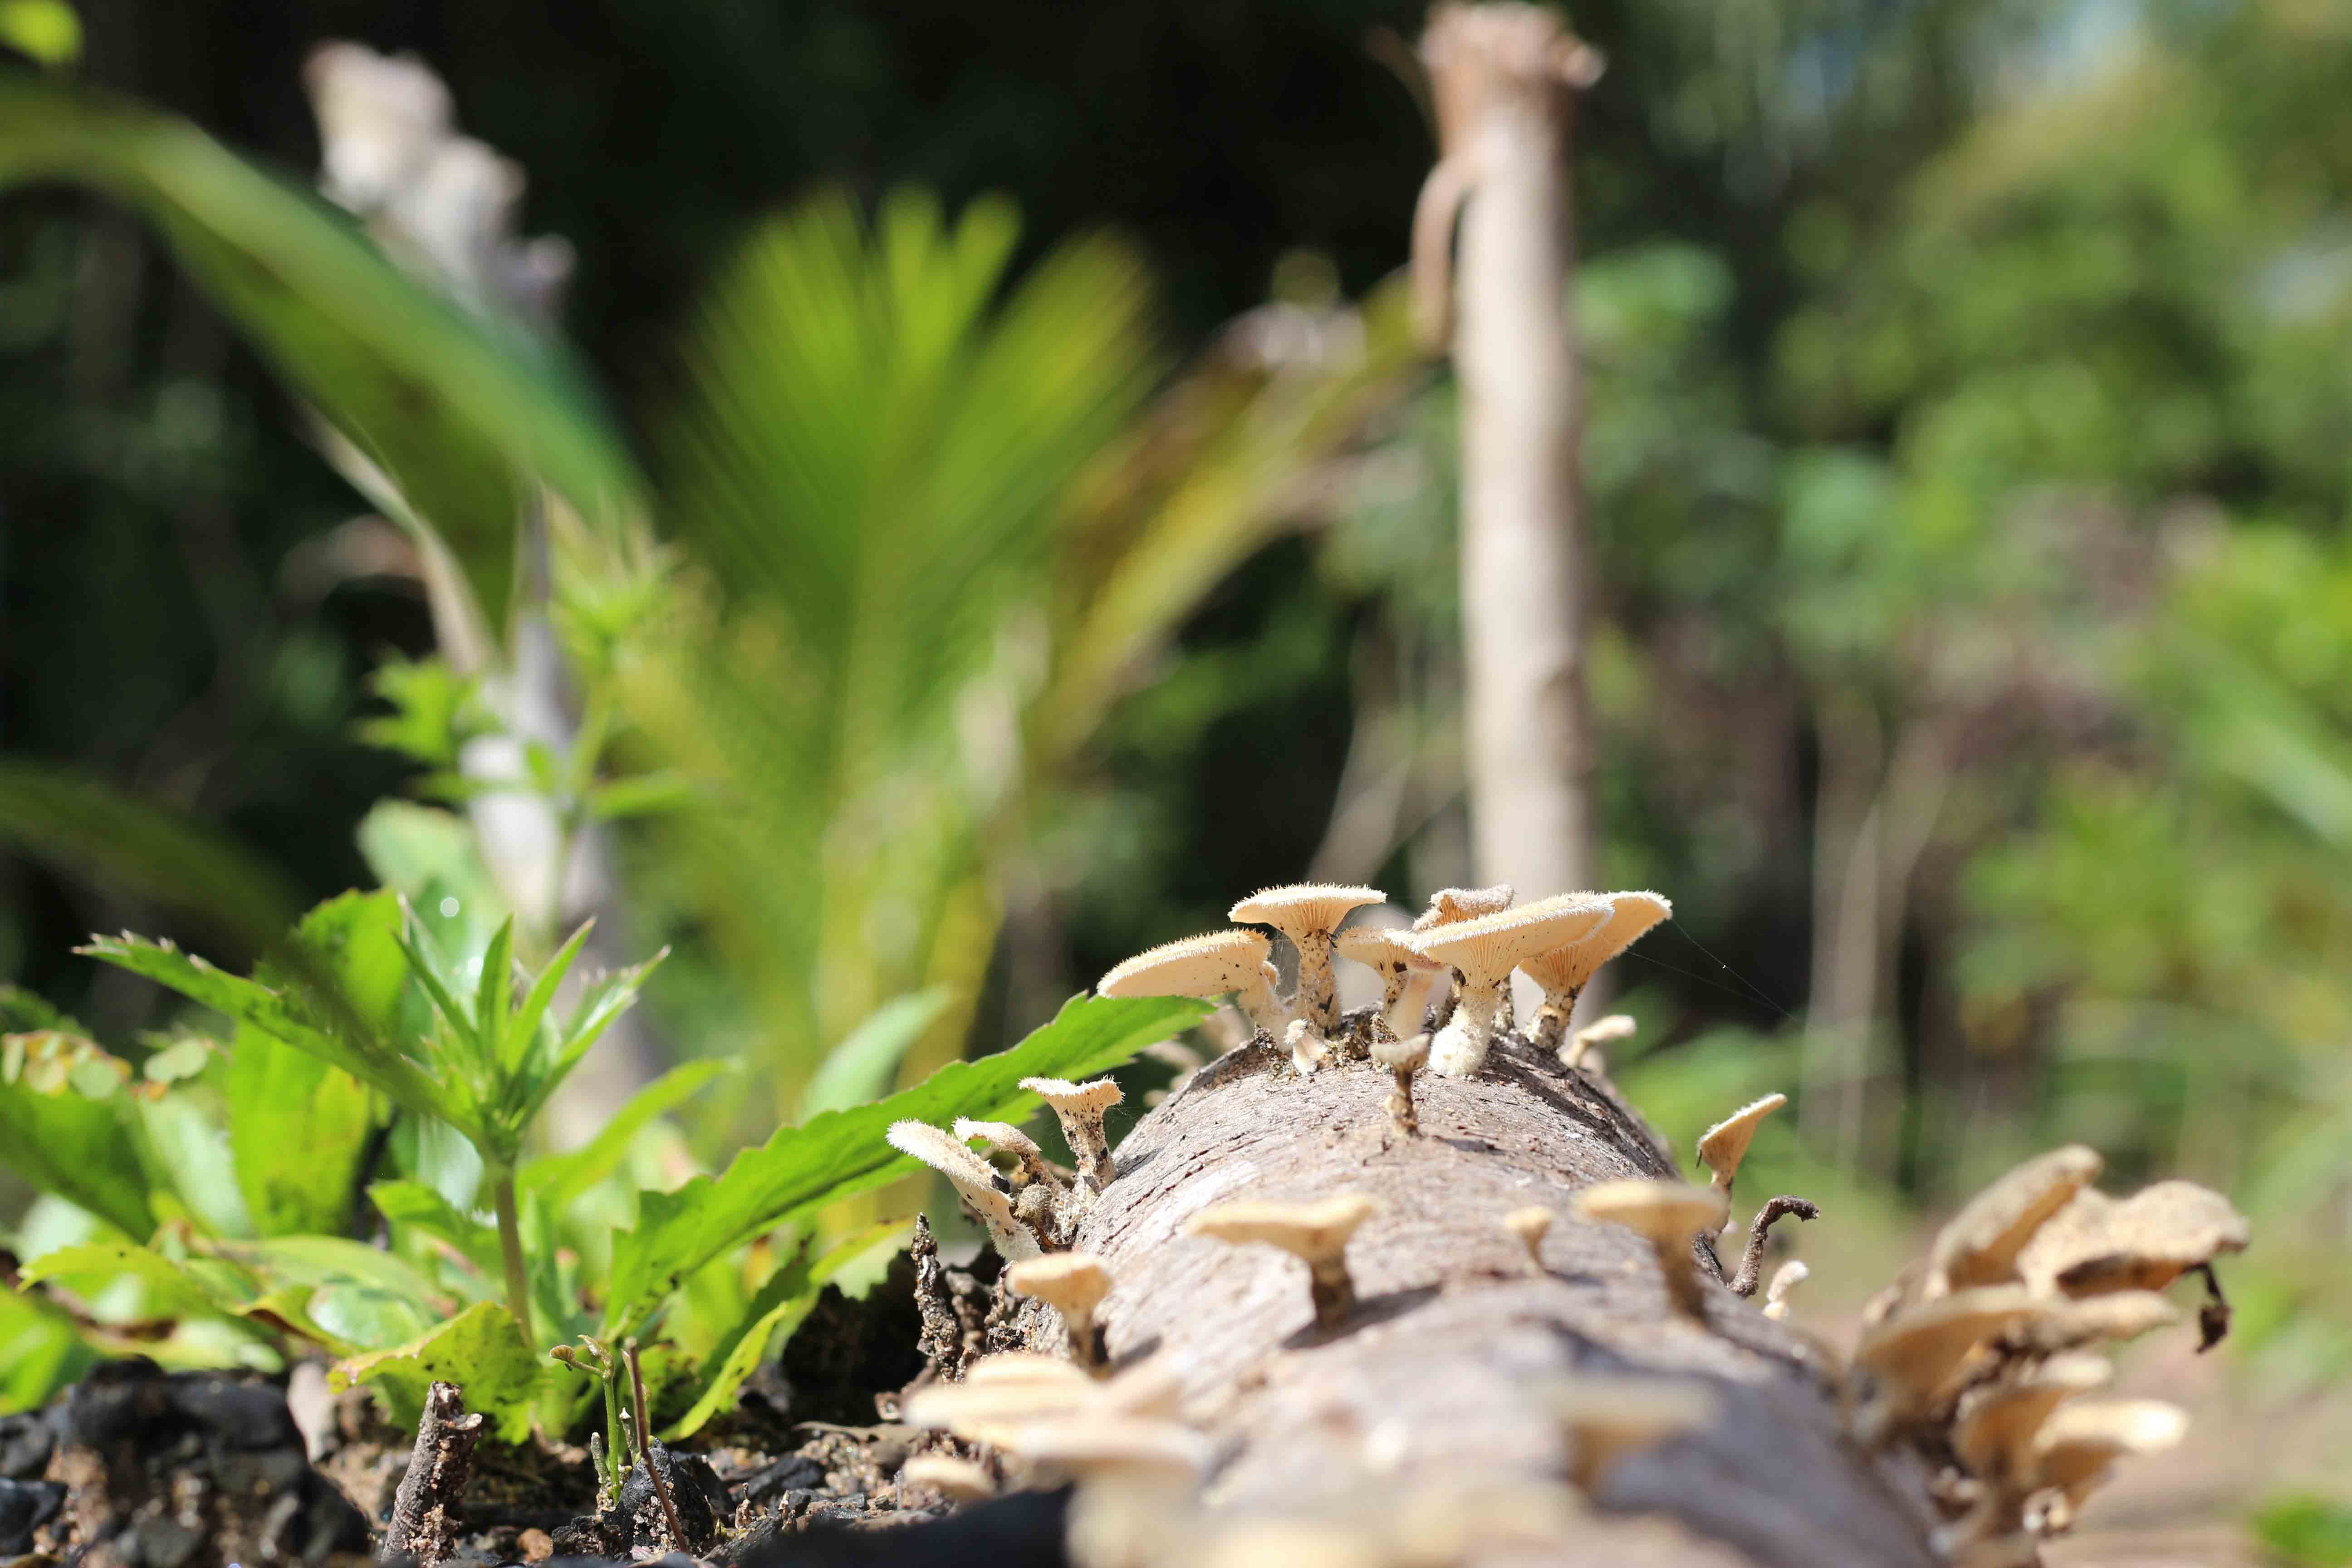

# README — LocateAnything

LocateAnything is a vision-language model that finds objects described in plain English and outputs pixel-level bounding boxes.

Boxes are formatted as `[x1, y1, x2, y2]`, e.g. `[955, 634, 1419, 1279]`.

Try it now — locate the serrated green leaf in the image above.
[227, 1024, 373, 1238]
[18, 1242, 255, 1325]
[519, 1058, 731, 1212]
[368, 1178, 502, 1275]
[330, 1298, 542, 1441]
[799, 990, 952, 1119]
[508, 920, 591, 1078]
[0, 1047, 155, 1239]
[602, 992, 1198, 1335]
[515, 947, 666, 1133]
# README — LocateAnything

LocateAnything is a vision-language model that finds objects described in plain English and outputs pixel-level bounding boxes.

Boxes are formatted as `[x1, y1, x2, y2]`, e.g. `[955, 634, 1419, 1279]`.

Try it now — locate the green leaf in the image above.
[0, 0, 81, 67]
[800, 990, 953, 1118]
[368, 1179, 502, 1275]
[355, 802, 499, 916]
[582, 772, 696, 821]
[18, 1242, 256, 1325]
[0, 1039, 156, 1239]
[603, 992, 1198, 1334]
[662, 1219, 908, 1440]
[226, 1025, 374, 1238]
[330, 1299, 542, 1441]
[508, 920, 592, 1077]
[475, 918, 516, 1071]
[514, 947, 666, 1133]
[0, 80, 647, 627]
[519, 1058, 731, 1212]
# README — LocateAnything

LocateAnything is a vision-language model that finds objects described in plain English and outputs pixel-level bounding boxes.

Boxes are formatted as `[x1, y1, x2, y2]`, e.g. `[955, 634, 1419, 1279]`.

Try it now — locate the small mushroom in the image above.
[1409, 893, 1613, 1077]
[1502, 1206, 1552, 1274]
[1571, 1178, 1729, 1320]
[887, 1120, 1041, 1260]
[1561, 1012, 1635, 1072]
[1228, 884, 1387, 1032]
[1336, 926, 1446, 1042]
[1413, 884, 1516, 929]
[955, 1117, 1061, 1190]
[2027, 1398, 2187, 1529]
[1020, 1076, 1125, 1193]
[1762, 1259, 1808, 1321]
[2014, 1180, 2249, 1299]
[965, 1352, 1093, 1388]
[1371, 1031, 1430, 1137]
[903, 1376, 1102, 1446]
[900, 1453, 995, 1504]
[1007, 1252, 1115, 1375]
[1000, 1415, 1209, 1490]
[1283, 1016, 1330, 1077]
[1099, 930, 1287, 1040]
[1849, 1285, 2045, 1442]
[1951, 1353, 2110, 1483]
[1925, 1145, 2103, 1295]
[1548, 1377, 1715, 1493]
[1517, 891, 1672, 1051]
[2007, 1290, 2179, 1357]
[1188, 1192, 1381, 1330]
[1695, 1093, 1788, 1228]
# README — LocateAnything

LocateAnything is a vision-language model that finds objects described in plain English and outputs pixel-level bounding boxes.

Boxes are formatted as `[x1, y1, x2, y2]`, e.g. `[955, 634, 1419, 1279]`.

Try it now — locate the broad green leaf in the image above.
[519, 1058, 731, 1212]
[234, 1286, 362, 1358]
[218, 1235, 451, 1314]
[331, 1298, 542, 1441]
[799, 990, 952, 1119]
[18, 1242, 256, 1325]
[78, 932, 444, 1124]
[0, 1034, 155, 1239]
[131, 1092, 252, 1239]
[355, 802, 500, 917]
[663, 1219, 908, 1440]
[0, 80, 646, 626]
[0, 1287, 91, 1414]
[583, 772, 696, 821]
[603, 992, 1199, 1335]
[368, 1178, 502, 1275]
[227, 1025, 373, 1238]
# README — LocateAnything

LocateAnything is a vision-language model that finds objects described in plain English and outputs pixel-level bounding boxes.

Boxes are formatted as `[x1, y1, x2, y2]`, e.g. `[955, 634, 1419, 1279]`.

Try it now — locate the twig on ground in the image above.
[625, 1340, 687, 1551]
[381, 1381, 484, 1566]
[1730, 1195, 1821, 1298]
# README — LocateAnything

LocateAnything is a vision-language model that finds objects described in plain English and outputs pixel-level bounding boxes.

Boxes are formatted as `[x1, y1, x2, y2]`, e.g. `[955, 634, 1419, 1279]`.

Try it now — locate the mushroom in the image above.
[1924, 1145, 2103, 1295]
[1503, 1207, 1552, 1274]
[903, 1376, 1102, 1446]
[1000, 1415, 1209, 1489]
[955, 1117, 1061, 1190]
[1413, 884, 1515, 929]
[965, 1352, 1093, 1388]
[1571, 1178, 1729, 1320]
[1228, 884, 1387, 1033]
[1336, 926, 1446, 1042]
[1020, 1076, 1125, 1194]
[1518, 891, 1673, 1051]
[1762, 1259, 1808, 1321]
[1950, 1353, 2110, 1482]
[1408, 893, 1613, 1077]
[1371, 1031, 1430, 1137]
[1562, 1012, 1636, 1072]
[1547, 1377, 1715, 1493]
[887, 1120, 1041, 1260]
[1099, 930, 1287, 1040]
[1848, 1285, 2045, 1442]
[900, 1453, 995, 1504]
[1695, 1092, 1788, 1228]
[1283, 1017, 1330, 1077]
[2014, 1180, 2249, 1298]
[2026, 1398, 2187, 1530]
[1187, 1192, 1381, 1330]
[1006, 1252, 1115, 1375]
[2006, 1291, 2179, 1357]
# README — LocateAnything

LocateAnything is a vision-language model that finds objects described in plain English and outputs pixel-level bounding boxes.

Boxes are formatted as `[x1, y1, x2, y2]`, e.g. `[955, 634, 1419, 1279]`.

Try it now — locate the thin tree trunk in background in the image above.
[1417, 7, 1603, 947]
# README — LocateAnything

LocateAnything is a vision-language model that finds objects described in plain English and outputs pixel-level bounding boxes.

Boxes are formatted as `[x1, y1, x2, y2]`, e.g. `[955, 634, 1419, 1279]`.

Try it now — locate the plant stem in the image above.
[490, 1165, 534, 1346]
[626, 1339, 686, 1550]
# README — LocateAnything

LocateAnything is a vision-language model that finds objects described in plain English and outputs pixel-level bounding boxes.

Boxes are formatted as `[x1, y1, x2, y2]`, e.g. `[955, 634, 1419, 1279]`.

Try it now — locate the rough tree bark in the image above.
[1012, 1037, 1940, 1567]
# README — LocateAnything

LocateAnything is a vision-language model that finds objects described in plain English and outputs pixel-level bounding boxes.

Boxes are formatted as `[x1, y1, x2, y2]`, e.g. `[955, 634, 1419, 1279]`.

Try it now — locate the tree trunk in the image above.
[1016, 1037, 1940, 1567]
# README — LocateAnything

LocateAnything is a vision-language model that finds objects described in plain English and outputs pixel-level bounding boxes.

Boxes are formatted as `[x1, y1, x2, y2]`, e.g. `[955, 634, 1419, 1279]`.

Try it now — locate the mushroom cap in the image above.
[2030, 1399, 2188, 1499]
[1187, 1192, 1381, 1260]
[1519, 891, 1674, 995]
[1572, 1014, 1638, 1047]
[1406, 893, 1614, 987]
[1099, 930, 1273, 999]
[2016, 1181, 2249, 1297]
[955, 1118, 1044, 1160]
[1573, 1178, 1730, 1246]
[1020, 1075, 1125, 1116]
[1337, 925, 1440, 975]
[1695, 1093, 1788, 1182]
[900, 1453, 995, 1503]
[1000, 1416, 1209, 1482]
[886, 1120, 1026, 1248]
[1229, 884, 1387, 939]
[1503, 1207, 1553, 1247]
[903, 1376, 1100, 1440]
[966, 1352, 1093, 1388]
[1414, 884, 1515, 930]
[1926, 1145, 2103, 1293]
[2013, 1291, 2180, 1355]
[1853, 1285, 2046, 1401]
[1370, 1031, 1431, 1072]
[1548, 1377, 1716, 1482]
[1007, 1252, 1114, 1318]
[1951, 1354, 2110, 1480]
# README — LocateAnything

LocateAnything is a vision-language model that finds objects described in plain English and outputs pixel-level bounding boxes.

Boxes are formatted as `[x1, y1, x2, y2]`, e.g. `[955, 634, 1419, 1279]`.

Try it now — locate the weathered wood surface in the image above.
[1026, 1035, 1940, 1568]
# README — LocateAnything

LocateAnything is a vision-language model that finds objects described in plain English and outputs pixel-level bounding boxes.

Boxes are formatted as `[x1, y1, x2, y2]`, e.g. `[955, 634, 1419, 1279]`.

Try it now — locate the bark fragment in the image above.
[381, 1381, 483, 1566]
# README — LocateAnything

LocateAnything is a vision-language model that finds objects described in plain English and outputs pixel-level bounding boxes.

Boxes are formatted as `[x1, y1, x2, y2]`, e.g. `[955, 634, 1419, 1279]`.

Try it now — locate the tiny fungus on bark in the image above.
[1021, 1076, 1125, 1193]
[2008, 1291, 2178, 1357]
[1571, 1178, 1729, 1319]
[904, 1377, 1104, 1448]
[1502, 1206, 1552, 1274]
[1518, 890, 1672, 1051]
[2014, 1180, 2249, 1299]
[1547, 1377, 1715, 1494]
[1371, 1030, 1430, 1137]
[1007, 1251, 1115, 1375]
[999, 1416, 1209, 1490]
[1336, 926, 1445, 1042]
[1413, 883, 1516, 929]
[1695, 1092, 1787, 1226]
[1187, 1191, 1382, 1330]
[1561, 1011, 1635, 1072]
[1950, 1354, 2110, 1483]
[967, 1351, 1093, 1387]
[887, 1119, 1041, 1260]
[1098, 929, 1287, 1040]
[1228, 883, 1386, 1033]
[955, 1117, 1059, 1190]
[900, 1454, 995, 1504]
[1762, 1259, 1808, 1320]
[1284, 1016, 1331, 1077]
[1849, 1285, 2045, 1442]
[1924, 1145, 2103, 1295]
[1409, 892, 1612, 1077]
[2026, 1398, 2187, 1532]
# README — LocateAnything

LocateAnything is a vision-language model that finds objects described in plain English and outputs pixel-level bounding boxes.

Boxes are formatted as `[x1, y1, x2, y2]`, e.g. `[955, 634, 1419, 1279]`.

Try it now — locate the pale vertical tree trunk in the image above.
[1417, 7, 1604, 944]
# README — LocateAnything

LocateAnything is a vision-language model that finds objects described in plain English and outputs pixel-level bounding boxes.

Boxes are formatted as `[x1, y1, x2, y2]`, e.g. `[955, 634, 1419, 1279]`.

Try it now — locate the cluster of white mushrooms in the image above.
[876, 881, 2244, 1568]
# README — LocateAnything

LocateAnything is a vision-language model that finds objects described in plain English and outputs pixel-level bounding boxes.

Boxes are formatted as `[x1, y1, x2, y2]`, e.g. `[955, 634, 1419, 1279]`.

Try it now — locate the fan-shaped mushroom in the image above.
[955, 1117, 1060, 1191]
[1572, 1178, 1729, 1319]
[1020, 1076, 1125, 1194]
[1518, 891, 1672, 1050]
[1229, 884, 1387, 1033]
[1548, 1377, 1715, 1493]
[1188, 1192, 1381, 1329]
[1099, 930, 1287, 1040]
[1849, 1286, 2045, 1442]
[1925, 1146, 2102, 1295]
[1007, 1252, 1115, 1375]
[1503, 1206, 1552, 1274]
[2028, 1399, 2187, 1530]
[887, 1120, 1041, 1260]
[1409, 893, 1612, 1077]
[1413, 884, 1515, 929]
[1695, 1093, 1787, 1216]
[2015, 1180, 2248, 1298]
[1337, 925, 1446, 1043]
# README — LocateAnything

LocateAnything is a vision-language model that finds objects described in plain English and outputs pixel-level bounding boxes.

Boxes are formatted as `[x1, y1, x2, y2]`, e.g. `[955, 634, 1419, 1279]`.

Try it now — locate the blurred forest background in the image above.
[4, 0, 2351, 1545]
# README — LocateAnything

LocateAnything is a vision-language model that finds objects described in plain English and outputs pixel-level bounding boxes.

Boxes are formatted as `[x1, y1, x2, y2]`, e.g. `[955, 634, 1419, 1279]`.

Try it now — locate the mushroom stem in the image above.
[1387, 965, 1436, 1039]
[1235, 960, 1289, 1039]
[1729, 1194, 1819, 1298]
[1388, 1064, 1418, 1137]
[1295, 936, 1341, 1034]
[1429, 977, 1505, 1077]
[1529, 984, 1583, 1052]
[1303, 1252, 1357, 1329]
[1059, 1111, 1116, 1191]
[1284, 1018, 1329, 1077]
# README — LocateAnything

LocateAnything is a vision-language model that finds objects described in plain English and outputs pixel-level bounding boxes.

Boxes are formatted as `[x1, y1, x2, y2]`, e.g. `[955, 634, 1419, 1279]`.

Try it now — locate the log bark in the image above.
[1017, 1036, 1940, 1567]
